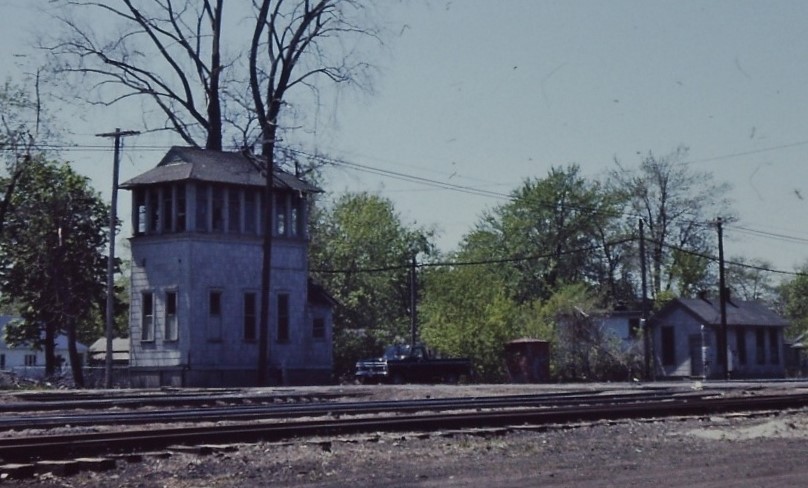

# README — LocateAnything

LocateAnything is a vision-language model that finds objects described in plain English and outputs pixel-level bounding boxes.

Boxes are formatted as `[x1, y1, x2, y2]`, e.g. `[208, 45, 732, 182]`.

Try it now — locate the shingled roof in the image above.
[120, 146, 320, 193]
[652, 297, 789, 328]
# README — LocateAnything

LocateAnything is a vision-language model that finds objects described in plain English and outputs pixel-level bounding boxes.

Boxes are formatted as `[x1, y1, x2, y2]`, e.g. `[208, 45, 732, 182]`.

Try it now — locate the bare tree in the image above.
[44, 0, 382, 385]
[44, 0, 226, 149]
[248, 0, 378, 384]
[611, 146, 734, 300]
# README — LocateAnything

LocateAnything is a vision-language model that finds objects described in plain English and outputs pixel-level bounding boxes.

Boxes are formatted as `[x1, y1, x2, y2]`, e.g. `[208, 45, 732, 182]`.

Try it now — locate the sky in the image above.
[2, 0, 808, 281]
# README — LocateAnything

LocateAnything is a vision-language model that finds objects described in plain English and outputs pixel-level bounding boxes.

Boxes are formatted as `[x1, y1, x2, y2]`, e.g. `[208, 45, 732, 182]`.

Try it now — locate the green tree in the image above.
[465, 165, 631, 304]
[778, 263, 808, 340]
[309, 192, 435, 379]
[0, 158, 112, 387]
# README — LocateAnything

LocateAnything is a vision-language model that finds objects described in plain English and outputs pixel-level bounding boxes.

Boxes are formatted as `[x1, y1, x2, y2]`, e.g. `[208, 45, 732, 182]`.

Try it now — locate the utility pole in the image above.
[410, 255, 418, 348]
[96, 128, 139, 389]
[639, 219, 652, 380]
[716, 217, 729, 380]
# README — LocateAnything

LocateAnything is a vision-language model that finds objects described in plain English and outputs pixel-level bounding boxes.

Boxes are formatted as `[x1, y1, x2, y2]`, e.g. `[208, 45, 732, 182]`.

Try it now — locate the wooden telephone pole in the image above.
[96, 128, 139, 388]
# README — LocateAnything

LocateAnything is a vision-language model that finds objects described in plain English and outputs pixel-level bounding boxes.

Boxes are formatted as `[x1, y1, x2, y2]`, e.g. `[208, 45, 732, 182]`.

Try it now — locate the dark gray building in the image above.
[121, 147, 333, 387]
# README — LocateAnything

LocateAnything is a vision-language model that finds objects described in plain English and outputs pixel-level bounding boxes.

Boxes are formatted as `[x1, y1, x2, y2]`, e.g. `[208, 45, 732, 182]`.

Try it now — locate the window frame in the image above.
[312, 317, 326, 340]
[243, 291, 257, 342]
[141, 291, 155, 342]
[661, 326, 675, 366]
[164, 290, 179, 342]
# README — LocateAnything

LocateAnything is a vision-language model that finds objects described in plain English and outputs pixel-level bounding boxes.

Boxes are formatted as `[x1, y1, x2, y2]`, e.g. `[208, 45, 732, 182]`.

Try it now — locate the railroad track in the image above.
[0, 389, 704, 430]
[2, 390, 807, 464]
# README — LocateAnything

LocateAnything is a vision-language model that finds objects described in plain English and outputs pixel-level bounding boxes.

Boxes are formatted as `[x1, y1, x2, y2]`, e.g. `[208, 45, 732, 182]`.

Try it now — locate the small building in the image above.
[504, 339, 550, 383]
[649, 296, 788, 379]
[87, 337, 131, 365]
[0, 316, 87, 379]
[120, 146, 334, 387]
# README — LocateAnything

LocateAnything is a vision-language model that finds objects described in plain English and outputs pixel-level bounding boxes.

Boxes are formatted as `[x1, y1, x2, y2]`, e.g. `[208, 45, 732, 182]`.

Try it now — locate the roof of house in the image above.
[120, 146, 321, 193]
[0, 316, 88, 352]
[652, 297, 789, 328]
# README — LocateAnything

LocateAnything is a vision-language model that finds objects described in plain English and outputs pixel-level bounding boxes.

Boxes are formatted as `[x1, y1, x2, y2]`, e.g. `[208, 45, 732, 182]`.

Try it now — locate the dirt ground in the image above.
[6, 384, 808, 487]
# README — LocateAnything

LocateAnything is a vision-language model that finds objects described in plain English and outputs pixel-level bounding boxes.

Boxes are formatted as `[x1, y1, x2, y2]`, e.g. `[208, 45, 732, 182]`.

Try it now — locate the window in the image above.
[228, 188, 241, 233]
[756, 328, 766, 365]
[277, 293, 289, 343]
[142, 292, 155, 341]
[162, 185, 173, 232]
[313, 318, 325, 339]
[275, 194, 287, 236]
[769, 329, 780, 364]
[661, 326, 675, 366]
[176, 184, 187, 232]
[290, 194, 304, 237]
[207, 290, 222, 340]
[134, 188, 146, 235]
[0, 353, 5, 370]
[736, 327, 747, 365]
[165, 291, 178, 341]
[149, 188, 160, 233]
[212, 185, 224, 232]
[244, 190, 257, 234]
[196, 183, 209, 232]
[244, 292, 257, 341]
[24, 354, 37, 367]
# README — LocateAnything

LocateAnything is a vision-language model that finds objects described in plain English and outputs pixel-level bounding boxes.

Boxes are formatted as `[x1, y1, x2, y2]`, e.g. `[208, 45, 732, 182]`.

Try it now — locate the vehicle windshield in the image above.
[383, 344, 411, 359]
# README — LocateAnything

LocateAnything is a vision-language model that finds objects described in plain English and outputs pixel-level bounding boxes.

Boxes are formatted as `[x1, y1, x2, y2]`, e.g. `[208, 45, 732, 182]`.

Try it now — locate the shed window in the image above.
[769, 329, 780, 364]
[313, 318, 325, 339]
[661, 326, 675, 366]
[24, 354, 37, 366]
[736, 327, 747, 365]
[0, 353, 5, 370]
[756, 329, 766, 365]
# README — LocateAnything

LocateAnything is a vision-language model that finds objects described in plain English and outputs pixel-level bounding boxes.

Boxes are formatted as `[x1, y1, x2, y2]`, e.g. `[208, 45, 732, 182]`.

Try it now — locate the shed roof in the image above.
[652, 297, 789, 328]
[120, 146, 320, 193]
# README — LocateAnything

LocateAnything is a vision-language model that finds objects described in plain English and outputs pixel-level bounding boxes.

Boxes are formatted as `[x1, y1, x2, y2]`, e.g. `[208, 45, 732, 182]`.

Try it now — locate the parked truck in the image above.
[355, 344, 472, 384]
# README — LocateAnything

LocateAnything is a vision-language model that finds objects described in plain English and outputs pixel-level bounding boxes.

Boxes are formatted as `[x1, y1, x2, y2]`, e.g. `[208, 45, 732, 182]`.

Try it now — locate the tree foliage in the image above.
[778, 263, 808, 340]
[0, 158, 112, 386]
[308, 192, 435, 379]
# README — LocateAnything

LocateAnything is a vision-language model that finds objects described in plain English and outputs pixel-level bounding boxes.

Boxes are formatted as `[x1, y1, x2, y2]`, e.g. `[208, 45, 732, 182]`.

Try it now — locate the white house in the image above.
[120, 147, 334, 387]
[0, 316, 88, 379]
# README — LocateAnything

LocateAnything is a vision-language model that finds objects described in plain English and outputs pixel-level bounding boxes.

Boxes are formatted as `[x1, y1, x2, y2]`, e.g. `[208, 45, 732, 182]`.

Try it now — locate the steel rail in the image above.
[0, 390, 705, 431]
[0, 390, 356, 412]
[1, 392, 807, 463]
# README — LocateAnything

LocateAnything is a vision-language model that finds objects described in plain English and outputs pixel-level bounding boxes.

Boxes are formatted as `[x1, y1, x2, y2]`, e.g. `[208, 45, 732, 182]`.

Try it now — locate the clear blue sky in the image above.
[3, 0, 808, 278]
